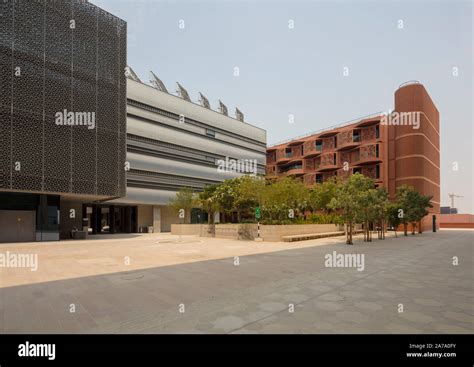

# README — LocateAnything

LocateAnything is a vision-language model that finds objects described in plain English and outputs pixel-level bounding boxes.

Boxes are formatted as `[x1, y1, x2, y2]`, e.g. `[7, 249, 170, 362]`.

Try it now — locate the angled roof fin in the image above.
[235, 107, 244, 122]
[125, 65, 141, 82]
[149, 71, 168, 93]
[218, 100, 228, 116]
[176, 82, 191, 102]
[199, 92, 211, 109]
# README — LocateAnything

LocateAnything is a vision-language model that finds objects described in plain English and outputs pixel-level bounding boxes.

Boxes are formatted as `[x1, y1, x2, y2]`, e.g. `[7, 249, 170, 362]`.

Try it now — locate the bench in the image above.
[282, 229, 364, 242]
[282, 231, 345, 242]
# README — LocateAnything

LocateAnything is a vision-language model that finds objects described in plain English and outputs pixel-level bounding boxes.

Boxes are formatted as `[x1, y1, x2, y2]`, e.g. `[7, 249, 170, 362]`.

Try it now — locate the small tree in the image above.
[168, 187, 199, 223]
[261, 176, 309, 223]
[197, 184, 219, 224]
[234, 175, 266, 222]
[352, 175, 380, 242]
[411, 192, 433, 234]
[328, 173, 372, 244]
[308, 176, 338, 213]
[395, 185, 414, 236]
[386, 202, 402, 238]
[395, 185, 432, 235]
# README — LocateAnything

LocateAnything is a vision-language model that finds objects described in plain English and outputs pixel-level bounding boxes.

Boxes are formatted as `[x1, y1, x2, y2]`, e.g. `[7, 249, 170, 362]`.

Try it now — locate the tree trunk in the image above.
[418, 221, 422, 234]
[411, 223, 416, 235]
[346, 222, 350, 244]
[404, 223, 408, 236]
[347, 221, 353, 245]
[350, 222, 353, 244]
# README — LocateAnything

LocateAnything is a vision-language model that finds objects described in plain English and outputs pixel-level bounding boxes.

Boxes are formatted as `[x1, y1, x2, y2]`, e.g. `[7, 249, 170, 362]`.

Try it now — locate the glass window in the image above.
[206, 129, 216, 137]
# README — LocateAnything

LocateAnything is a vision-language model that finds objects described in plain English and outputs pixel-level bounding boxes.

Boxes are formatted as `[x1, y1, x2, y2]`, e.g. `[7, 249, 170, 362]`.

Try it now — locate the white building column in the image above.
[153, 206, 162, 233]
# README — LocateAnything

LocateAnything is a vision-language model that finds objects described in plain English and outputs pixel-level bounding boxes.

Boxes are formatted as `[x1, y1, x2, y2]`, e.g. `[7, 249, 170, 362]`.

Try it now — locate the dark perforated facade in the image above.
[0, 0, 126, 199]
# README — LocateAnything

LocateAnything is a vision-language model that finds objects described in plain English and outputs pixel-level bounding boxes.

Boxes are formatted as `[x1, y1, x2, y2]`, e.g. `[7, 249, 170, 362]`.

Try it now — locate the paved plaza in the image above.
[0, 230, 472, 333]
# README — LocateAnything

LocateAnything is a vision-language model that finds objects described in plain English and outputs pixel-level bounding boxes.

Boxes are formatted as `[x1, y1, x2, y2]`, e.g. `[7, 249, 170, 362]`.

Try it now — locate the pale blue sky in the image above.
[94, 0, 473, 213]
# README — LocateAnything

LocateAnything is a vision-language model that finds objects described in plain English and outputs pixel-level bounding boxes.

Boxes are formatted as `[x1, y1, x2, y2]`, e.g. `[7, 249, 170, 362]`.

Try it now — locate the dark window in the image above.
[376, 144, 379, 158]
[334, 136, 337, 148]
[376, 164, 380, 179]
[206, 129, 216, 137]
[315, 140, 322, 151]
[375, 125, 380, 139]
[353, 130, 361, 142]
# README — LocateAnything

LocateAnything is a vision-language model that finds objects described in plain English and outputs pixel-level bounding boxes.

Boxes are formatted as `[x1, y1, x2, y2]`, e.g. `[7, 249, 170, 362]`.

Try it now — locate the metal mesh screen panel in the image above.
[0, 0, 127, 199]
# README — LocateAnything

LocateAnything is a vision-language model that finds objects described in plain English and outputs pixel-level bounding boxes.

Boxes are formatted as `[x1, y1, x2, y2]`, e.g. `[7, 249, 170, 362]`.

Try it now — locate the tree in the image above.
[385, 202, 402, 238]
[234, 175, 266, 222]
[197, 184, 219, 224]
[168, 187, 199, 222]
[213, 179, 240, 222]
[395, 185, 414, 236]
[411, 192, 433, 234]
[395, 185, 432, 236]
[260, 176, 309, 223]
[308, 176, 338, 213]
[328, 173, 374, 244]
[352, 175, 382, 242]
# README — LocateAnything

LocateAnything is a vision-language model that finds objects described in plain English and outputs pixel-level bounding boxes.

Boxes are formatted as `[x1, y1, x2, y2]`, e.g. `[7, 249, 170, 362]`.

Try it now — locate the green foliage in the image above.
[308, 177, 339, 212]
[260, 176, 309, 222]
[168, 187, 198, 214]
[306, 213, 344, 225]
[168, 174, 433, 236]
[394, 185, 433, 233]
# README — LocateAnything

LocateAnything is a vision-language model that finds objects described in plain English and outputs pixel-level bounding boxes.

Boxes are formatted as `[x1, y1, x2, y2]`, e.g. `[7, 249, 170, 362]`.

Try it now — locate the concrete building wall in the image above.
[107, 78, 267, 231]
[137, 205, 153, 231]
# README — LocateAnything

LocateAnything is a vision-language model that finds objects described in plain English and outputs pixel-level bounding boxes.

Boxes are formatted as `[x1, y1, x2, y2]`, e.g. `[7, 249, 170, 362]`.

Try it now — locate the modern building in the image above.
[105, 72, 267, 232]
[0, 0, 127, 242]
[0, 1, 266, 242]
[266, 82, 440, 231]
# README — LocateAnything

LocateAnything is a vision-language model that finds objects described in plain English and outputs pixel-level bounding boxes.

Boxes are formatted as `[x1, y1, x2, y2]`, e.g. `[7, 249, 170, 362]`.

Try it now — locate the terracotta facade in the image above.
[266, 82, 440, 231]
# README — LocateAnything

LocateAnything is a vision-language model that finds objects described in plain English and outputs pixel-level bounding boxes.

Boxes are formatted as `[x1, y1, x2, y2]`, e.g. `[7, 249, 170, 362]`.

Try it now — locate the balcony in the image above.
[303, 157, 316, 171]
[337, 129, 361, 150]
[276, 146, 302, 164]
[353, 144, 381, 165]
[321, 136, 336, 152]
[317, 153, 338, 171]
[279, 163, 304, 176]
[303, 139, 323, 157]
[360, 164, 381, 181]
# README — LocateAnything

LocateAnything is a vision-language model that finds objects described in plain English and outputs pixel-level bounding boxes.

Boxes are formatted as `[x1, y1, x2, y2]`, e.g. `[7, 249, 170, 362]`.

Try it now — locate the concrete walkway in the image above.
[0, 230, 472, 334]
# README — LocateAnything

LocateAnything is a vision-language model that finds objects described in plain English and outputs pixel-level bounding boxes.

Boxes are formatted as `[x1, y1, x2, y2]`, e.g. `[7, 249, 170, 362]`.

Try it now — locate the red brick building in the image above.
[266, 82, 440, 231]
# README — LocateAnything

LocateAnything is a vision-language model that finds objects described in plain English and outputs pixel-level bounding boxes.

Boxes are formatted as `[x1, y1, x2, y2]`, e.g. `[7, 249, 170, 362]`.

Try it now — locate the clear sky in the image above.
[94, 0, 473, 213]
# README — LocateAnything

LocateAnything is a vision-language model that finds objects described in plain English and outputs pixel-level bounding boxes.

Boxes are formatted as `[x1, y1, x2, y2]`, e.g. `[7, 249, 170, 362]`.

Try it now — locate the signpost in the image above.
[255, 207, 261, 241]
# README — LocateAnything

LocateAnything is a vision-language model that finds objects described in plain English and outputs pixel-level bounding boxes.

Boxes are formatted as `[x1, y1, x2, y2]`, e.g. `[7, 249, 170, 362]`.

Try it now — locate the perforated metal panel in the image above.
[0, 0, 126, 198]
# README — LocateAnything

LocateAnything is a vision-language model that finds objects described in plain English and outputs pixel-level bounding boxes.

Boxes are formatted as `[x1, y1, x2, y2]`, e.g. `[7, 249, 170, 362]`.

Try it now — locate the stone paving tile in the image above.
[0, 230, 472, 334]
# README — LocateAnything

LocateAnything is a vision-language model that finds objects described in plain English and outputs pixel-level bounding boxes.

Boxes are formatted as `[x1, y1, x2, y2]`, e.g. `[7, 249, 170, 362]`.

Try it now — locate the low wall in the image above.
[171, 223, 343, 242]
[440, 214, 474, 229]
